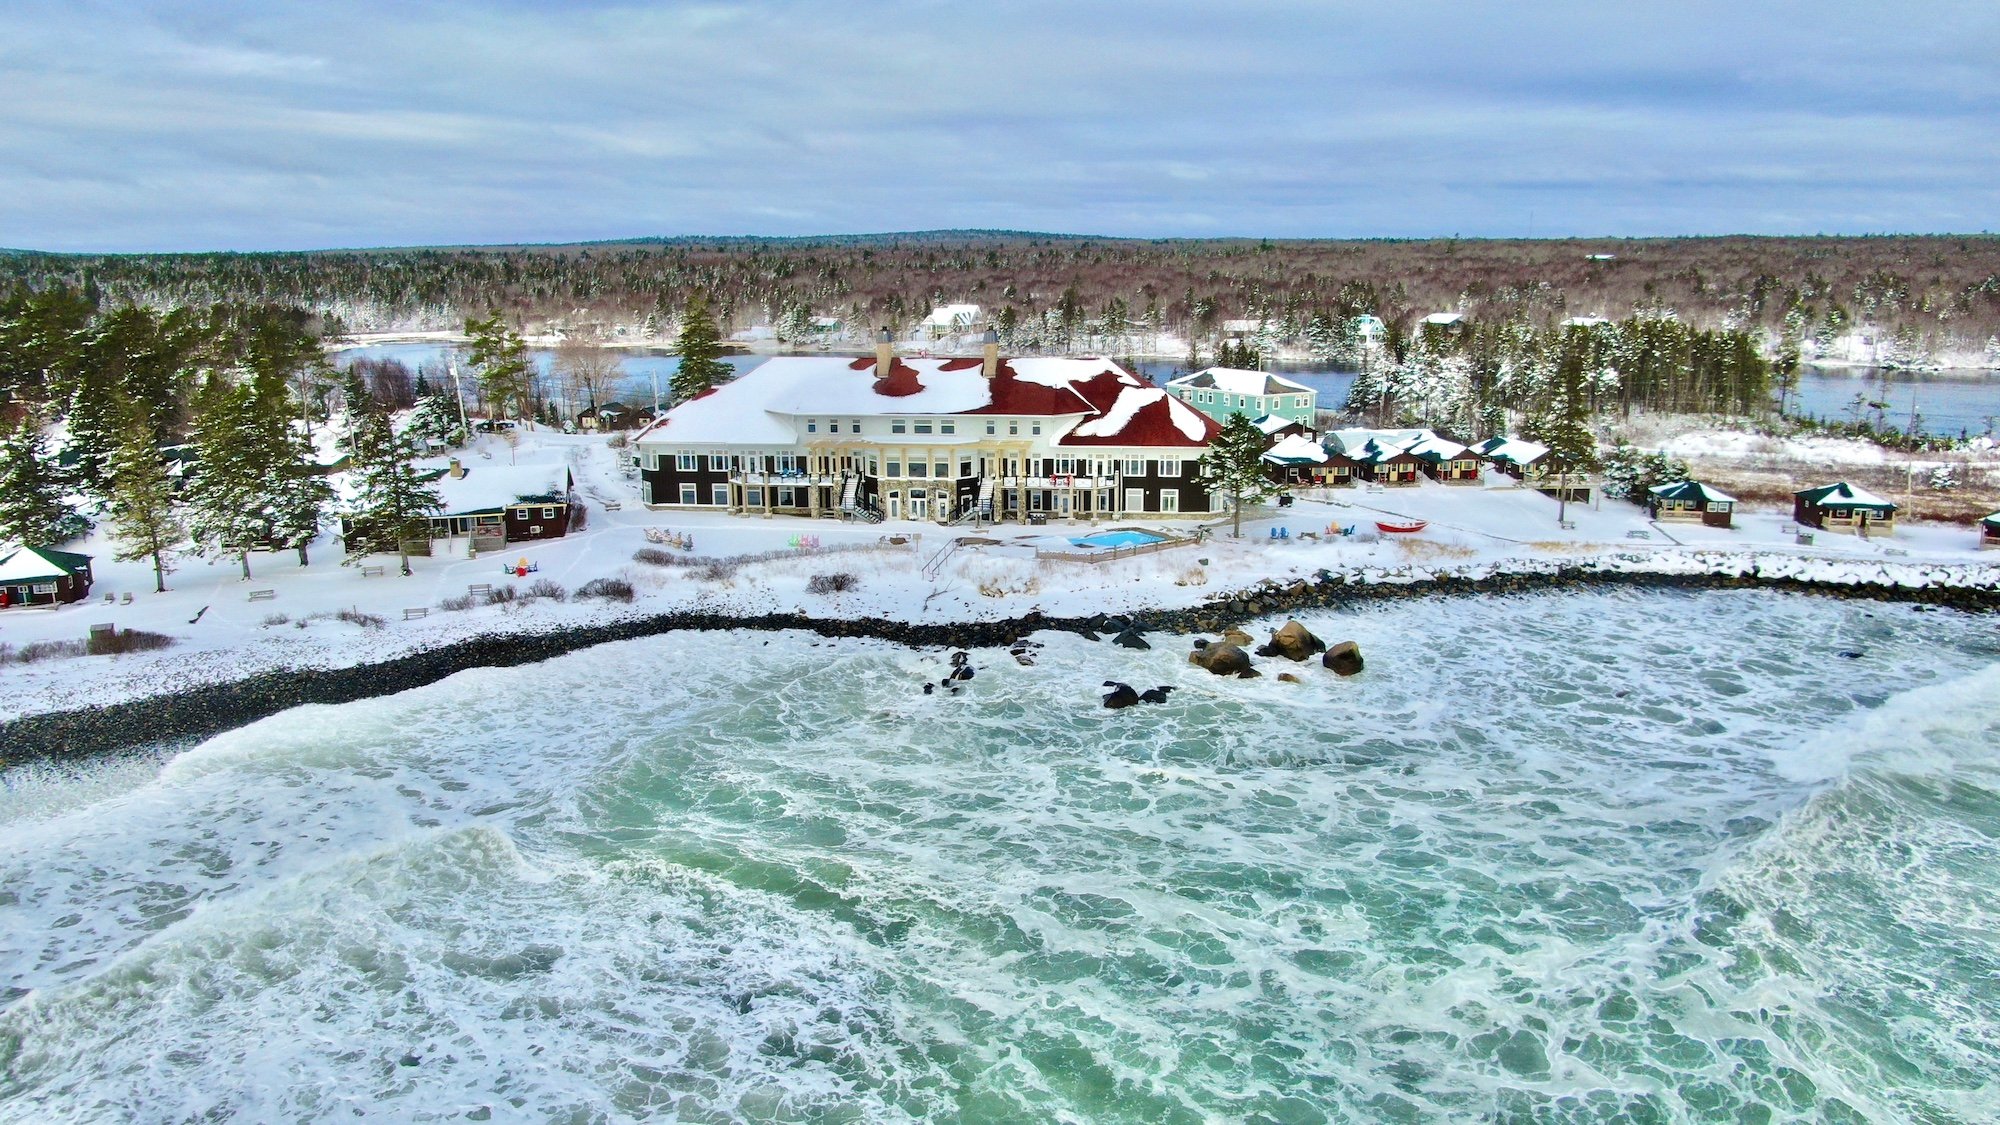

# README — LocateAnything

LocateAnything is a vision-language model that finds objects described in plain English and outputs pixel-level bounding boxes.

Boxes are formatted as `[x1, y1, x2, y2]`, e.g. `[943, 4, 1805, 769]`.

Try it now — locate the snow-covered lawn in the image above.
[4, 428, 1997, 724]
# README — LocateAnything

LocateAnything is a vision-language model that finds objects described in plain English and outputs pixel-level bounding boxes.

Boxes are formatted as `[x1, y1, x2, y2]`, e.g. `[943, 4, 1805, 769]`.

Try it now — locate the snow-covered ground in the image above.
[4, 428, 1997, 724]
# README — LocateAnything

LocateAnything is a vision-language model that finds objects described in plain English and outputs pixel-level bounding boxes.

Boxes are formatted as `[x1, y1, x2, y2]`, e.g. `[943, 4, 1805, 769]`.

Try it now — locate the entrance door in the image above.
[1053, 491, 1071, 517]
[1124, 488, 1145, 514]
[909, 489, 929, 521]
[887, 491, 902, 519]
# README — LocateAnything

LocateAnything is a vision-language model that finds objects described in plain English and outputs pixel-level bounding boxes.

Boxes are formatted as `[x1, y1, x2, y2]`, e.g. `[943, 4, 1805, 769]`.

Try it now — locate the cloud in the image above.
[1, 0, 1995, 250]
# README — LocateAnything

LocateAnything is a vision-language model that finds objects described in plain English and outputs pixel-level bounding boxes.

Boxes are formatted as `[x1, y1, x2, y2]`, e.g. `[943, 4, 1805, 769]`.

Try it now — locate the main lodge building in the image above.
[634, 334, 1224, 523]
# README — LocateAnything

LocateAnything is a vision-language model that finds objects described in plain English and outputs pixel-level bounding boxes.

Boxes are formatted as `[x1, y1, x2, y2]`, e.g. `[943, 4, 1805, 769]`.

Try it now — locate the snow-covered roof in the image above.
[1561, 316, 1609, 327]
[1421, 312, 1465, 326]
[923, 303, 981, 327]
[1262, 434, 1329, 465]
[1404, 433, 1470, 463]
[1166, 367, 1313, 397]
[1649, 480, 1736, 505]
[1325, 428, 1429, 457]
[635, 356, 1206, 449]
[1984, 512, 2000, 530]
[0, 547, 91, 583]
[1478, 437, 1550, 466]
[431, 463, 572, 515]
[1795, 481, 1897, 511]
[1254, 414, 1300, 435]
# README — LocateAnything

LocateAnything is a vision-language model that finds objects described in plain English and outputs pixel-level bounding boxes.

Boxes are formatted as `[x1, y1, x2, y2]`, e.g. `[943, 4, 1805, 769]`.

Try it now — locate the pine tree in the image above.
[0, 415, 86, 547]
[1526, 347, 1600, 523]
[1198, 411, 1278, 539]
[342, 388, 441, 576]
[464, 313, 535, 423]
[186, 378, 273, 579]
[670, 292, 732, 402]
[105, 409, 187, 592]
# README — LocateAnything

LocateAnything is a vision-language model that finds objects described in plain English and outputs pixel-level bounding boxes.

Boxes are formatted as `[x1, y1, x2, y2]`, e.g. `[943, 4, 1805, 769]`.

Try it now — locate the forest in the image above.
[4, 233, 1999, 366]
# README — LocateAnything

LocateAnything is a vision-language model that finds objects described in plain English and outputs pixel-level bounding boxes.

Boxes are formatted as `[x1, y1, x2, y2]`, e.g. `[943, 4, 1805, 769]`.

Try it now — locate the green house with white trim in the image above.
[1648, 480, 1736, 527]
[1165, 367, 1316, 426]
[0, 547, 95, 607]
[1793, 482, 1897, 536]
[1981, 511, 2000, 550]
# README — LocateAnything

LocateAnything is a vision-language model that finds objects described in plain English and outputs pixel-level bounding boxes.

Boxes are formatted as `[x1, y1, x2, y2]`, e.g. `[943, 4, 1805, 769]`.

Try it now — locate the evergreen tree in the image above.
[185, 377, 272, 579]
[1198, 411, 1278, 539]
[1525, 347, 1600, 523]
[105, 408, 187, 592]
[0, 415, 86, 547]
[669, 291, 732, 402]
[342, 389, 441, 576]
[464, 312, 535, 423]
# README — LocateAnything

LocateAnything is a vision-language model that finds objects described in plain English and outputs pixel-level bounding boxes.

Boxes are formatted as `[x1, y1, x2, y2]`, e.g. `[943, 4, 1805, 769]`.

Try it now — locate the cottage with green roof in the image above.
[1648, 480, 1736, 528]
[1981, 512, 2000, 550]
[0, 547, 94, 607]
[1793, 482, 1897, 536]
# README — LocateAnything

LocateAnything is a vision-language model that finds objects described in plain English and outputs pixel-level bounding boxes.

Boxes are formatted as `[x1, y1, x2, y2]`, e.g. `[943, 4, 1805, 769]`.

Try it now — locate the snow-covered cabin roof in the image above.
[1254, 414, 1302, 436]
[1561, 316, 1609, 328]
[1421, 312, 1466, 326]
[0, 547, 91, 582]
[1403, 433, 1470, 464]
[1262, 433, 1329, 465]
[1477, 437, 1550, 466]
[1325, 428, 1429, 457]
[923, 303, 981, 328]
[1795, 481, 1897, 511]
[1649, 480, 1736, 505]
[430, 463, 573, 515]
[1166, 367, 1313, 397]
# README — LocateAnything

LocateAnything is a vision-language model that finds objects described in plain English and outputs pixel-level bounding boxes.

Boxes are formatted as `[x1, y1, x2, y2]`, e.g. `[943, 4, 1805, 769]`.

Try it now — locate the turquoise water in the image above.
[1070, 530, 1169, 549]
[3, 591, 1998, 1122]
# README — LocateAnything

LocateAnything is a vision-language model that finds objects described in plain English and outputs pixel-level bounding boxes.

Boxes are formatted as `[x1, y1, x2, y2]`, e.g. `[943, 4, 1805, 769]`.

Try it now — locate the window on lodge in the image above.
[1123, 458, 1145, 476]
[1054, 457, 1076, 475]
[707, 454, 729, 471]
[940, 421, 955, 435]
[886, 460, 902, 477]
[680, 483, 697, 504]
[909, 461, 927, 477]
[1157, 460, 1182, 477]
[985, 421, 996, 436]
[933, 461, 948, 478]
[1160, 492, 1179, 513]
[805, 419, 817, 433]
[958, 457, 973, 477]
[914, 420, 933, 434]
[676, 453, 698, 471]
[891, 419, 906, 434]
[1008, 421, 1019, 436]
[711, 484, 729, 506]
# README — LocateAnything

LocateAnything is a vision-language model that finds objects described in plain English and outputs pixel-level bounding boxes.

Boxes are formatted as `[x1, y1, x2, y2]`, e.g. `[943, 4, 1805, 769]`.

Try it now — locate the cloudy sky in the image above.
[4, 0, 1996, 251]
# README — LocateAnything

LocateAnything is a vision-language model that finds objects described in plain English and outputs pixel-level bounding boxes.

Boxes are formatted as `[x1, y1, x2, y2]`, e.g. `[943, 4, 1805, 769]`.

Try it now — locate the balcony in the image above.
[732, 471, 837, 486]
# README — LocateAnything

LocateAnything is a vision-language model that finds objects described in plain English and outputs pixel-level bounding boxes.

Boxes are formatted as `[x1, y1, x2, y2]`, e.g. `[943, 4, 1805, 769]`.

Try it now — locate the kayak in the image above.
[1375, 519, 1428, 534]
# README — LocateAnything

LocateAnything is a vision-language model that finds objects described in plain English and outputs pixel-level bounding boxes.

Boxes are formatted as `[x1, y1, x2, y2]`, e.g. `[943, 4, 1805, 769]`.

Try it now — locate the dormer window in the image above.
[914, 420, 933, 434]
[891, 419, 906, 434]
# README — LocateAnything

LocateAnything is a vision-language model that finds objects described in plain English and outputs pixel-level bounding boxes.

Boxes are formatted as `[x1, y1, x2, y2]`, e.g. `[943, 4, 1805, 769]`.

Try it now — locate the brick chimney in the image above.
[981, 326, 1000, 379]
[449, 457, 465, 479]
[875, 327, 894, 376]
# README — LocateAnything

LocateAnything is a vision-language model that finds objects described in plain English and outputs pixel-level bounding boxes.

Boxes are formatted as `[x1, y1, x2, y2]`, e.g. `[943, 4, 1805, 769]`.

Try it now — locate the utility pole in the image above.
[448, 357, 470, 438]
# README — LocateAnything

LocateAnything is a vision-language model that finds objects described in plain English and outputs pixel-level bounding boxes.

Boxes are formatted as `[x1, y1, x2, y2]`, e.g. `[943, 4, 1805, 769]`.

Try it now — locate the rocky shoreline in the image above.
[6, 566, 1998, 764]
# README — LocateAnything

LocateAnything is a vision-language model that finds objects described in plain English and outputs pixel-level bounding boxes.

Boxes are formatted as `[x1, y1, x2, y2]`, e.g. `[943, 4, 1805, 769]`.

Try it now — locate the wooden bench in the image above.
[1625, 530, 1651, 540]
[1883, 547, 1909, 557]
[466, 583, 493, 597]
[601, 500, 622, 511]
[1558, 520, 1577, 531]
[360, 565, 386, 578]
[247, 589, 276, 602]
[403, 607, 429, 620]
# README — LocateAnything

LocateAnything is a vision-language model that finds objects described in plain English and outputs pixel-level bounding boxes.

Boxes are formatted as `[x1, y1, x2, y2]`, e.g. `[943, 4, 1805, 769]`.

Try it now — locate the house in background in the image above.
[923, 304, 982, 340]
[1166, 367, 1316, 426]
[1794, 482, 1898, 537]
[0, 547, 94, 607]
[1470, 436, 1551, 481]
[1404, 432, 1481, 483]
[1261, 433, 1329, 486]
[1648, 480, 1736, 527]
[426, 460, 575, 552]
[1981, 512, 2000, 549]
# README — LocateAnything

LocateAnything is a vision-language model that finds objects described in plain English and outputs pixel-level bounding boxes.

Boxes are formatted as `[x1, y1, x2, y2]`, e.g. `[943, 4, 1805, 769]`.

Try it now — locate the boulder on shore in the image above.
[1323, 640, 1364, 676]
[1113, 629, 1151, 650]
[1189, 642, 1254, 677]
[1222, 627, 1255, 648]
[1256, 619, 1326, 662]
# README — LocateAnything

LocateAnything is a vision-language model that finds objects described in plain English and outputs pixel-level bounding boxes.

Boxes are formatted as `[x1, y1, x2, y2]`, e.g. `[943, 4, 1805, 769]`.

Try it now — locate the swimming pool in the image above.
[1069, 529, 1169, 549]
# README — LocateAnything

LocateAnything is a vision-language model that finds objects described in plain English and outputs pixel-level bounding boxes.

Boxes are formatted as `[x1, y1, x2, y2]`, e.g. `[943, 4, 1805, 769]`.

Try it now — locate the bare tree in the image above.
[554, 330, 624, 421]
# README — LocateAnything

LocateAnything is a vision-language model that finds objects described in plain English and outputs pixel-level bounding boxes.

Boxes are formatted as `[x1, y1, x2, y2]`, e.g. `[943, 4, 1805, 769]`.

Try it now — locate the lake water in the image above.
[4, 591, 1997, 1122]
[337, 344, 2000, 438]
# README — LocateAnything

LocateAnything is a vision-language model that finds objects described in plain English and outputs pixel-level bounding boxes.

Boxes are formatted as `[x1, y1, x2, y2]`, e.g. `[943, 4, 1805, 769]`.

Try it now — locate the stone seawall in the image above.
[5, 567, 1997, 764]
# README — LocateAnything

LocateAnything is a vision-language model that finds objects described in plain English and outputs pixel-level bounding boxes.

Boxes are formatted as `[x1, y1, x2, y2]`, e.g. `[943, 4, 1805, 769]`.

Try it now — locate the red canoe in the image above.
[1375, 519, 1428, 534]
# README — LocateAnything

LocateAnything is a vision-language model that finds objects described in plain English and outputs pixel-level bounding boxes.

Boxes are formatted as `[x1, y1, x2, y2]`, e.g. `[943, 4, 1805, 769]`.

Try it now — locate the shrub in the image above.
[806, 572, 857, 594]
[484, 585, 518, 606]
[632, 547, 676, 566]
[695, 561, 737, 583]
[576, 577, 636, 602]
[261, 612, 291, 627]
[89, 628, 176, 656]
[17, 639, 88, 662]
[438, 594, 477, 612]
[523, 578, 567, 602]
[335, 608, 387, 629]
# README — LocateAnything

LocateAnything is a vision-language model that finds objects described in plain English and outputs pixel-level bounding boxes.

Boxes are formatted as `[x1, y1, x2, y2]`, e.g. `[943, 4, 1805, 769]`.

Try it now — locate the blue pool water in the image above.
[1069, 529, 1167, 549]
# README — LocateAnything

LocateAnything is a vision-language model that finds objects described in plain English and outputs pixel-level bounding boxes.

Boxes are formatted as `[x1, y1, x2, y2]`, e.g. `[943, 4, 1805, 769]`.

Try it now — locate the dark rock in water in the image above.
[923, 682, 936, 695]
[1113, 629, 1151, 650]
[1837, 650, 1864, 659]
[400, 1053, 422, 1068]
[1101, 681, 1140, 709]
[951, 664, 975, 682]
[1323, 640, 1364, 676]
[1189, 642, 1253, 677]
[1191, 638, 1210, 650]
[1255, 619, 1326, 662]
[1079, 629, 1102, 642]
[1277, 673, 1302, 684]
[1138, 686, 1175, 704]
